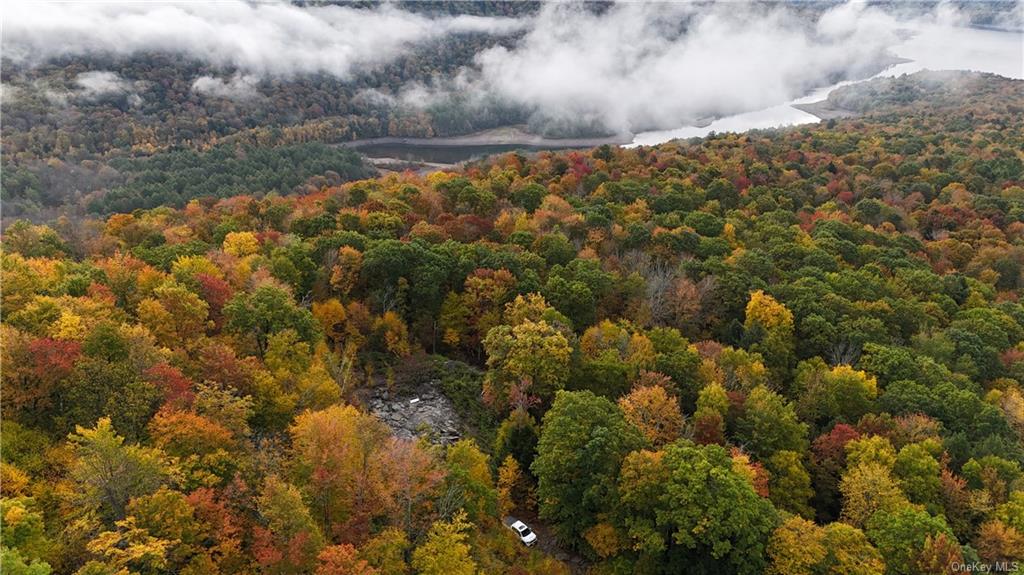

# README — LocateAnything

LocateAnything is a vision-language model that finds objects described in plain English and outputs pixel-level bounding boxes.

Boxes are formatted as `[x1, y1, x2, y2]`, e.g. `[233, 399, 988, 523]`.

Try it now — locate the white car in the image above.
[507, 518, 537, 547]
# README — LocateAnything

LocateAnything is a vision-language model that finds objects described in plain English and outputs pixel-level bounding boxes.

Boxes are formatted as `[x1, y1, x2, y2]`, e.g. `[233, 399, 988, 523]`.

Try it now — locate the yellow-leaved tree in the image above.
[410, 510, 477, 575]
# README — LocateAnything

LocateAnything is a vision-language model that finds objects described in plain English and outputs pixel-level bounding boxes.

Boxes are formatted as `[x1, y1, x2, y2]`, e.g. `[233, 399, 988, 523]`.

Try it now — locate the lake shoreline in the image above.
[337, 125, 633, 151]
[791, 100, 861, 121]
[339, 51, 904, 157]
[366, 156, 458, 175]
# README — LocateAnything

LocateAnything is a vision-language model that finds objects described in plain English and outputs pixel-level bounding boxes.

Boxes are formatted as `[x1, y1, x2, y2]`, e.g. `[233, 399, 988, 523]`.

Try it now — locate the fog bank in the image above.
[3, 2, 525, 78]
[4, 1, 1015, 134]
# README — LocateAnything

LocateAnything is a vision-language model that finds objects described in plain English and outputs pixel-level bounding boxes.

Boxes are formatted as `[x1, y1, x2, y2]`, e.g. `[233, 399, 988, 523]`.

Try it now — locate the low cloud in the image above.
[75, 71, 135, 100]
[2, 2, 525, 79]
[30, 71, 143, 107]
[3, 1, 1008, 134]
[376, 2, 948, 134]
[464, 2, 907, 133]
[192, 74, 261, 101]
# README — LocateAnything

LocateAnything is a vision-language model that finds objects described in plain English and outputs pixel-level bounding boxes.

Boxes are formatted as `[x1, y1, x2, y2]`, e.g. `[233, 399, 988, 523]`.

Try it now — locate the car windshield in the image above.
[520, 528, 533, 537]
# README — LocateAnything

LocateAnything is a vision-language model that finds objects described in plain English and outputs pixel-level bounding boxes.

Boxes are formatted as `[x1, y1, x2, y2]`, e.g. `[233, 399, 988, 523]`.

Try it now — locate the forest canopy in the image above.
[2, 69, 1024, 575]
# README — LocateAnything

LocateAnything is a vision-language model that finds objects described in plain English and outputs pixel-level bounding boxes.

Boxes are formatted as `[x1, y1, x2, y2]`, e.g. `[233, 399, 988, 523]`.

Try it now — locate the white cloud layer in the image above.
[2, 1, 525, 78]
[463, 2, 908, 133]
[3, 1, 1010, 133]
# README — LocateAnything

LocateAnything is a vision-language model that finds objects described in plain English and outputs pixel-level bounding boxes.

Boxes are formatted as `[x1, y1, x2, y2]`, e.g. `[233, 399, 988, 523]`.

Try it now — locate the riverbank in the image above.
[792, 100, 860, 121]
[366, 156, 457, 175]
[337, 125, 632, 150]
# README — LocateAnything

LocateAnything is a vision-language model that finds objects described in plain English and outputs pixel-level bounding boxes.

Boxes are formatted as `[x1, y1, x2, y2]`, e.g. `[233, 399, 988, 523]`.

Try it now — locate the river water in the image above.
[354, 143, 570, 164]
[630, 23, 1023, 146]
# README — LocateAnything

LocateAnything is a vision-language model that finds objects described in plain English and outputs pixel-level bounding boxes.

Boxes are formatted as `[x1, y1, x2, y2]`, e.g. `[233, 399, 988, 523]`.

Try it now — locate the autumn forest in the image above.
[3, 2, 1024, 575]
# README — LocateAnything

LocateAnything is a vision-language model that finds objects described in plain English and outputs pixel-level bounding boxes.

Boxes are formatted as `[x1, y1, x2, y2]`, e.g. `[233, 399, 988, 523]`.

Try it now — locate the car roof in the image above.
[511, 520, 527, 529]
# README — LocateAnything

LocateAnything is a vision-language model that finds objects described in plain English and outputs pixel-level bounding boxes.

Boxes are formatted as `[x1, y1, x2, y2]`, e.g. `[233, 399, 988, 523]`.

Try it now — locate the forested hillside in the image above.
[3, 71, 1024, 574]
[0, 1, 537, 220]
[4, 0, 1017, 223]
